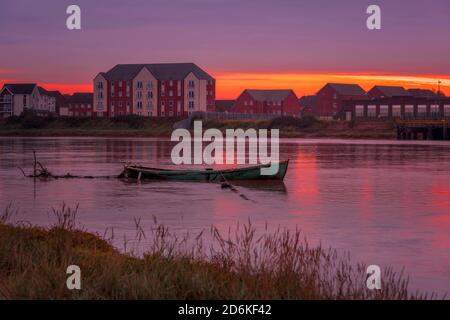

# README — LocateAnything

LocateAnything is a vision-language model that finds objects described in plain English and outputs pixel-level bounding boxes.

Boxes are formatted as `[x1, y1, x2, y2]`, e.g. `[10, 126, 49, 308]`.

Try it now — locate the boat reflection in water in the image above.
[231, 180, 287, 194]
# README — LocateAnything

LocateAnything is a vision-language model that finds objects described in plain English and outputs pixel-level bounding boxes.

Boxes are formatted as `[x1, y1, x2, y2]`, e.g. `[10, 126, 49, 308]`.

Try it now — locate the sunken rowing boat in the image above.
[120, 160, 289, 182]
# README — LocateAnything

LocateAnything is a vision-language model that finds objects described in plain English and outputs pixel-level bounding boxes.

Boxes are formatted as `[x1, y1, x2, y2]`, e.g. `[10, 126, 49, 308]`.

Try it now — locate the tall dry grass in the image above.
[0, 204, 440, 300]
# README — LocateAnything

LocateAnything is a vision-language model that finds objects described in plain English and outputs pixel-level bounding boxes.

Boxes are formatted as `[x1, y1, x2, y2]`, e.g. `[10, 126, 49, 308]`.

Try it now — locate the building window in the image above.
[417, 105, 427, 117]
[405, 105, 414, 117]
[444, 105, 450, 117]
[118, 91, 122, 97]
[367, 105, 377, 117]
[147, 81, 153, 90]
[430, 104, 439, 117]
[188, 91, 195, 99]
[189, 101, 195, 109]
[379, 105, 389, 117]
[137, 81, 143, 89]
[392, 105, 401, 117]
[355, 105, 364, 117]
[169, 90, 173, 97]
[148, 91, 153, 99]
[188, 80, 195, 88]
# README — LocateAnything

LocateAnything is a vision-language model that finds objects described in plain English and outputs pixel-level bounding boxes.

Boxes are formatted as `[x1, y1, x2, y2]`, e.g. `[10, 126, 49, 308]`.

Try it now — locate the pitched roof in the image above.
[215, 100, 235, 109]
[325, 83, 366, 96]
[37, 86, 53, 96]
[370, 85, 411, 97]
[66, 93, 93, 104]
[46, 90, 65, 99]
[245, 89, 295, 102]
[299, 95, 317, 107]
[2, 83, 36, 94]
[103, 63, 214, 81]
[408, 89, 439, 98]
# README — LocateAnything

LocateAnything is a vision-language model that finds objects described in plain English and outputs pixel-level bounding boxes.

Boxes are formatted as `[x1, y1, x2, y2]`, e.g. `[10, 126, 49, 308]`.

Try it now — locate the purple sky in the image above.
[1, 0, 449, 96]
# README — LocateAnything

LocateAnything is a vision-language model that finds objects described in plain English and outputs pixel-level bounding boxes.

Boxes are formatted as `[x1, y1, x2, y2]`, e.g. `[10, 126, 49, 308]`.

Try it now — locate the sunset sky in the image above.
[1, 0, 449, 98]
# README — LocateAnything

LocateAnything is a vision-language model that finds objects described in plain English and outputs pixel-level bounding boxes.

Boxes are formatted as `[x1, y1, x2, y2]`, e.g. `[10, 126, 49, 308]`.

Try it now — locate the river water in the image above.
[0, 137, 449, 296]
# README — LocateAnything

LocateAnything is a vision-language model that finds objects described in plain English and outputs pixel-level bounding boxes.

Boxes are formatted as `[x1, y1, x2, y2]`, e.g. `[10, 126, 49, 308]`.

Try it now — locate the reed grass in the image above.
[0, 204, 437, 299]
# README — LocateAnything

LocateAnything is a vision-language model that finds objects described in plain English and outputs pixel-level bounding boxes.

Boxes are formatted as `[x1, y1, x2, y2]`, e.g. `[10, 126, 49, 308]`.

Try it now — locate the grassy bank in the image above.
[0, 114, 396, 139]
[0, 205, 433, 299]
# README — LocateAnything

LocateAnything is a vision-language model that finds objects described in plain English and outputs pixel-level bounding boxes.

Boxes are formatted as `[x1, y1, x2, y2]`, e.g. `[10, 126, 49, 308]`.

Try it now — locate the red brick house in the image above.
[298, 95, 317, 117]
[62, 93, 93, 117]
[215, 100, 235, 113]
[316, 83, 367, 118]
[233, 89, 300, 116]
[368, 86, 411, 99]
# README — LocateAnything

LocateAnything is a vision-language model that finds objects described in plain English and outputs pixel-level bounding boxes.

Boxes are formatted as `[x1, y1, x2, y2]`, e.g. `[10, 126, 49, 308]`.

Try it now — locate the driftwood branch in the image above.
[17, 166, 27, 177]
[19, 151, 120, 180]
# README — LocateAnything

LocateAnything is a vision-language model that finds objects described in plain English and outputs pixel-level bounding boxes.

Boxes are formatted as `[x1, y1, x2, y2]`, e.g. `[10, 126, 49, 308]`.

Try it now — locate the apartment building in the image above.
[37, 86, 57, 114]
[0, 83, 59, 118]
[0, 84, 40, 118]
[93, 63, 215, 118]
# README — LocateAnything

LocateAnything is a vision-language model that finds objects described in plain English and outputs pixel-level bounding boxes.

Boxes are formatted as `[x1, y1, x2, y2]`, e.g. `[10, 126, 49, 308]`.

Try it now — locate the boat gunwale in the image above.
[125, 160, 289, 175]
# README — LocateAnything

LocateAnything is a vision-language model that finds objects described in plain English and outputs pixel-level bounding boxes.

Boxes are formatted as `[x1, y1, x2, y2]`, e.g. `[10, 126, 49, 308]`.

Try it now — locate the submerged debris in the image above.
[18, 151, 120, 180]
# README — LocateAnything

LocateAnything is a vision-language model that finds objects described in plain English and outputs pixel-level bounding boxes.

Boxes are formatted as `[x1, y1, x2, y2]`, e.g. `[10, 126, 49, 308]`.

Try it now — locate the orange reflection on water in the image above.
[290, 149, 318, 204]
[359, 169, 374, 218]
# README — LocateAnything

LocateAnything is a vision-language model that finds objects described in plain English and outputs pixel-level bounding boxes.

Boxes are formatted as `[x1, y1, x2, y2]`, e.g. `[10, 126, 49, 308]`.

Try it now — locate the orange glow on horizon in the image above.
[1, 72, 449, 98]
[37, 83, 92, 94]
[0, 80, 92, 95]
[214, 72, 450, 99]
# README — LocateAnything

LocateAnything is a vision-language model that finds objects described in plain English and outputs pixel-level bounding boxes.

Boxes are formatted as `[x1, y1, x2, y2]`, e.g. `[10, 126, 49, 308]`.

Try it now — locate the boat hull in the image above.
[122, 161, 289, 182]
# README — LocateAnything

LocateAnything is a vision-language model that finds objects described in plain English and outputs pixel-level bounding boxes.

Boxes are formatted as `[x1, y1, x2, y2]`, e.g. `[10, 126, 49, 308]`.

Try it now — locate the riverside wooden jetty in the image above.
[396, 119, 450, 140]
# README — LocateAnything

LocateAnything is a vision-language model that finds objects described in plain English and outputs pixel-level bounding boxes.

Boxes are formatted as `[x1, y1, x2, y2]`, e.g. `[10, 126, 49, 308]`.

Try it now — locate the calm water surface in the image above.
[0, 137, 449, 295]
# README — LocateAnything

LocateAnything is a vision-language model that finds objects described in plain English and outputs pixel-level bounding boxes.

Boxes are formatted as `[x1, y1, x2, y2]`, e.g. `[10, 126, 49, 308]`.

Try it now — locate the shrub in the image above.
[63, 117, 90, 128]
[269, 116, 318, 129]
[112, 115, 146, 129]
[0, 204, 437, 300]
[20, 111, 47, 129]
[5, 115, 21, 125]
